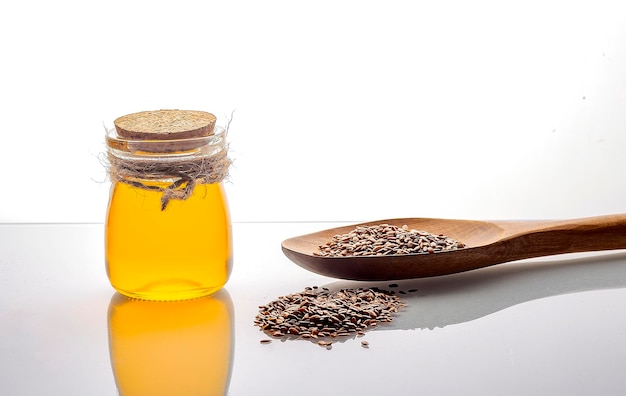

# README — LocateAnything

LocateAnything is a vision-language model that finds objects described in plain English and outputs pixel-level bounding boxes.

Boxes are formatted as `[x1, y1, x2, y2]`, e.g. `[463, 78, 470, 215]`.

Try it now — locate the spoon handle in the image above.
[496, 213, 626, 259]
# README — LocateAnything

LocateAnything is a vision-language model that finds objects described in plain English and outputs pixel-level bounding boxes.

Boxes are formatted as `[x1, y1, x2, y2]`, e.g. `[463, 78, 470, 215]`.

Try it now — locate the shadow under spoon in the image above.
[281, 214, 626, 281]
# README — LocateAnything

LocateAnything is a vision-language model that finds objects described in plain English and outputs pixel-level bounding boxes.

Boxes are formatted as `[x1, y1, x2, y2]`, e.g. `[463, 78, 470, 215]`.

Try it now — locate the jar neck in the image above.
[105, 127, 230, 211]
[106, 126, 227, 159]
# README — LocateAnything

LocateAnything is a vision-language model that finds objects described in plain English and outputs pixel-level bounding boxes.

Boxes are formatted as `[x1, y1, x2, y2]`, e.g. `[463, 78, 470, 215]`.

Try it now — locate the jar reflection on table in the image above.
[107, 290, 234, 396]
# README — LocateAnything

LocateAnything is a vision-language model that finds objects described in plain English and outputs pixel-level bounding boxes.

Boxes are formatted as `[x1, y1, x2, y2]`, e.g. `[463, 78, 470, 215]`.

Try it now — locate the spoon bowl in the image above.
[281, 214, 626, 280]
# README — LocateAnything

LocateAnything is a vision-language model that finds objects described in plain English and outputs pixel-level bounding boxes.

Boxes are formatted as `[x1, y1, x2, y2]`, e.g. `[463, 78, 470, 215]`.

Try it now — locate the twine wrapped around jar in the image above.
[105, 110, 232, 210]
[107, 147, 231, 210]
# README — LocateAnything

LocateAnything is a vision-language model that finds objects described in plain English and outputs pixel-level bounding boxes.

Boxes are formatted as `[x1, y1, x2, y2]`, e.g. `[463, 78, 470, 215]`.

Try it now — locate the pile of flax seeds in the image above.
[255, 286, 406, 349]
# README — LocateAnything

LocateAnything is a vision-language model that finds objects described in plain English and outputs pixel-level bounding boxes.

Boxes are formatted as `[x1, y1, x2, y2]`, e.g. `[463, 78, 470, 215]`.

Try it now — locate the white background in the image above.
[0, 0, 624, 224]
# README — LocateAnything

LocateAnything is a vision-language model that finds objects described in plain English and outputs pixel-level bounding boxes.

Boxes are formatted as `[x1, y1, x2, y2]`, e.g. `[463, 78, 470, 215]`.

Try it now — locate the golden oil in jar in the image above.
[105, 110, 232, 301]
[106, 181, 232, 300]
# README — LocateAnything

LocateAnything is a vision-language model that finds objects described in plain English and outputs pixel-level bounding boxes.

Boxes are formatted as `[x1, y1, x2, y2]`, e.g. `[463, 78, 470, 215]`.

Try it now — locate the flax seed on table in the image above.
[254, 287, 404, 341]
[315, 224, 466, 257]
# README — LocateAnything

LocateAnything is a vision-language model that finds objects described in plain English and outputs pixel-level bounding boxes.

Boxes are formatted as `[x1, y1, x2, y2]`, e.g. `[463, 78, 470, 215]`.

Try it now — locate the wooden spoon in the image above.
[281, 214, 626, 281]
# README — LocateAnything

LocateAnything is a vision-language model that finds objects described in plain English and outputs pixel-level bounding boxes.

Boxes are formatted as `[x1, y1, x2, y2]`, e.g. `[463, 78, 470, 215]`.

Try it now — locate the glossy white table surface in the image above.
[2, 223, 626, 396]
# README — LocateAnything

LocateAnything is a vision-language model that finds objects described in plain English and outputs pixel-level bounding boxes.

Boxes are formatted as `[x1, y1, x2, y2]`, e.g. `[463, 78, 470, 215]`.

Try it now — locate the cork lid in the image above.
[114, 109, 217, 140]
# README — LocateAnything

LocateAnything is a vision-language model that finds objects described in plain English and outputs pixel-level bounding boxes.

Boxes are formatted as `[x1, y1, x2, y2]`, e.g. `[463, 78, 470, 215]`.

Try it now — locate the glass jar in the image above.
[105, 116, 232, 301]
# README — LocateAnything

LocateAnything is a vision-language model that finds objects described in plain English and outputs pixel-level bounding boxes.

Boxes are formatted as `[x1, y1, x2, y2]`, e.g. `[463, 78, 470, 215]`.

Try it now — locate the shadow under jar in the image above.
[105, 112, 232, 301]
